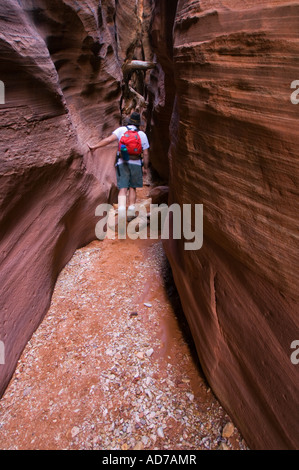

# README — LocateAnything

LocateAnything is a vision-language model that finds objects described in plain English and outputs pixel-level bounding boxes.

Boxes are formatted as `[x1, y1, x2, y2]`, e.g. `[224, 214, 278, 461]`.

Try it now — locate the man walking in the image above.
[88, 112, 150, 215]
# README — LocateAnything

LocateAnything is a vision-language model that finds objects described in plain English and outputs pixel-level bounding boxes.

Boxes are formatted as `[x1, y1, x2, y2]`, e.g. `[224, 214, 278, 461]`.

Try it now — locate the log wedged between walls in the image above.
[150, 0, 299, 450]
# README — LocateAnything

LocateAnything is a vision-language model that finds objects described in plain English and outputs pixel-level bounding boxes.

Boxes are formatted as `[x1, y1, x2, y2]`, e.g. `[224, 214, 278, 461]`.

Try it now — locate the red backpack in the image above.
[119, 127, 142, 160]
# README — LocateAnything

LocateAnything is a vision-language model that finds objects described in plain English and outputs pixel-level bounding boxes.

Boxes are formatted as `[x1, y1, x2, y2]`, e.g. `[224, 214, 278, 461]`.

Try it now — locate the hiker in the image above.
[88, 112, 150, 214]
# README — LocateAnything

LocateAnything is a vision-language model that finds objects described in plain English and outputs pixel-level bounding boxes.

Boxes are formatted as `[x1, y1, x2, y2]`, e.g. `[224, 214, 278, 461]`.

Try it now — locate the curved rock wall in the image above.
[151, 0, 299, 450]
[0, 0, 122, 397]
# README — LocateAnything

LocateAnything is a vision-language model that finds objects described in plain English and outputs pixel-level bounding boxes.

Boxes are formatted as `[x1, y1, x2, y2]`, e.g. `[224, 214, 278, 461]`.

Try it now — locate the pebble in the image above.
[186, 393, 194, 402]
[157, 427, 165, 439]
[71, 426, 80, 438]
[145, 389, 152, 399]
[146, 348, 154, 357]
[142, 436, 150, 446]
[218, 442, 230, 450]
[130, 312, 138, 317]
[134, 441, 144, 450]
[144, 303, 152, 308]
[145, 376, 152, 386]
[222, 422, 235, 438]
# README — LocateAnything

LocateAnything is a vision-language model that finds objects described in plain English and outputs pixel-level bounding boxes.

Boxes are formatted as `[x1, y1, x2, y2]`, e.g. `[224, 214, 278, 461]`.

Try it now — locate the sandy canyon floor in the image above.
[0, 187, 249, 451]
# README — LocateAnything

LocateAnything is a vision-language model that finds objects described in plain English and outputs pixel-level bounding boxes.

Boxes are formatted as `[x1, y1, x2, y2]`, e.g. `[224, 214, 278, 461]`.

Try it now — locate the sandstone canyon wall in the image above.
[150, 0, 299, 450]
[0, 0, 124, 398]
[0, 0, 298, 451]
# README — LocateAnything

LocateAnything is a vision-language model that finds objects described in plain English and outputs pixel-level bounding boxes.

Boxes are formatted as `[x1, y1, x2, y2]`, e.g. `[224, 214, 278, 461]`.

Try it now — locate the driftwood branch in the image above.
[122, 60, 156, 77]
[128, 85, 146, 107]
[121, 60, 155, 116]
[122, 85, 147, 115]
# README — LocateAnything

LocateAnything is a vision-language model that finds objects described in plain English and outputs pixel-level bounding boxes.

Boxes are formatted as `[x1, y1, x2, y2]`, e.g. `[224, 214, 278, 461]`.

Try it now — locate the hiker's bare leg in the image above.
[129, 187, 136, 207]
[119, 188, 127, 198]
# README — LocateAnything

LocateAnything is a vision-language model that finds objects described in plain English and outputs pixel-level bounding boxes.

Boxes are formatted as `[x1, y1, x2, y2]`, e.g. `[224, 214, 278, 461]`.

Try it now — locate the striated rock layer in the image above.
[151, 0, 299, 449]
[0, 0, 123, 397]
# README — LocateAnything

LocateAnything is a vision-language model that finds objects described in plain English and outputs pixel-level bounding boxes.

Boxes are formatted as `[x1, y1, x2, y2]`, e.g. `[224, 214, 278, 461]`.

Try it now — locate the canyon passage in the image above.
[0, 0, 298, 450]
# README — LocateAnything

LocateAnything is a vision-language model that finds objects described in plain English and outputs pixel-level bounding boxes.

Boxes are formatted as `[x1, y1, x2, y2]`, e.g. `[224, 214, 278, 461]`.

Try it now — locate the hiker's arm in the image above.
[88, 133, 118, 151]
[143, 149, 149, 170]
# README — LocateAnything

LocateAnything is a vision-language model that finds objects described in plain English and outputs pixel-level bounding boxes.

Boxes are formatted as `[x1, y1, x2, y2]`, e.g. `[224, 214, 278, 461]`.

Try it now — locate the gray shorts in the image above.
[116, 162, 143, 189]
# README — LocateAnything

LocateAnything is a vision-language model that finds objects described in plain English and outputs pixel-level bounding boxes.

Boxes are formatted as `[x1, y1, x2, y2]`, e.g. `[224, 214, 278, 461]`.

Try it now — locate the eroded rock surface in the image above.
[0, 0, 122, 396]
[150, 0, 299, 450]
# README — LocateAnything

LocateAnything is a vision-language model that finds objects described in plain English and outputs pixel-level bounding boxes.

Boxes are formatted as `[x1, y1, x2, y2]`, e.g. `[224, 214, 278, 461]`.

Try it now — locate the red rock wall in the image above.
[151, 0, 299, 449]
[148, 0, 178, 181]
[0, 0, 122, 396]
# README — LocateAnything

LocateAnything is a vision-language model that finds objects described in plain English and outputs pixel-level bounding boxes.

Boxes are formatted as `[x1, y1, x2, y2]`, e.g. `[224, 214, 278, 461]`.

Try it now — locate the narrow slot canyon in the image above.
[0, 186, 248, 450]
[0, 0, 298, 452]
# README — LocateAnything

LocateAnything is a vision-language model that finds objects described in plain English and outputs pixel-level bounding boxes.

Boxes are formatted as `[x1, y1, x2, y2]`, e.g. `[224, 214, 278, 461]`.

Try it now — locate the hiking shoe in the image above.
[127, 205, 136, 218]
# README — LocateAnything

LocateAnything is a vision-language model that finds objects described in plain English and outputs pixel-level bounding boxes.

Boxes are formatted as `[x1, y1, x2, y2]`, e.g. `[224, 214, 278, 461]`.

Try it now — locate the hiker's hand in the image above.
[87, 142, 96, 151]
